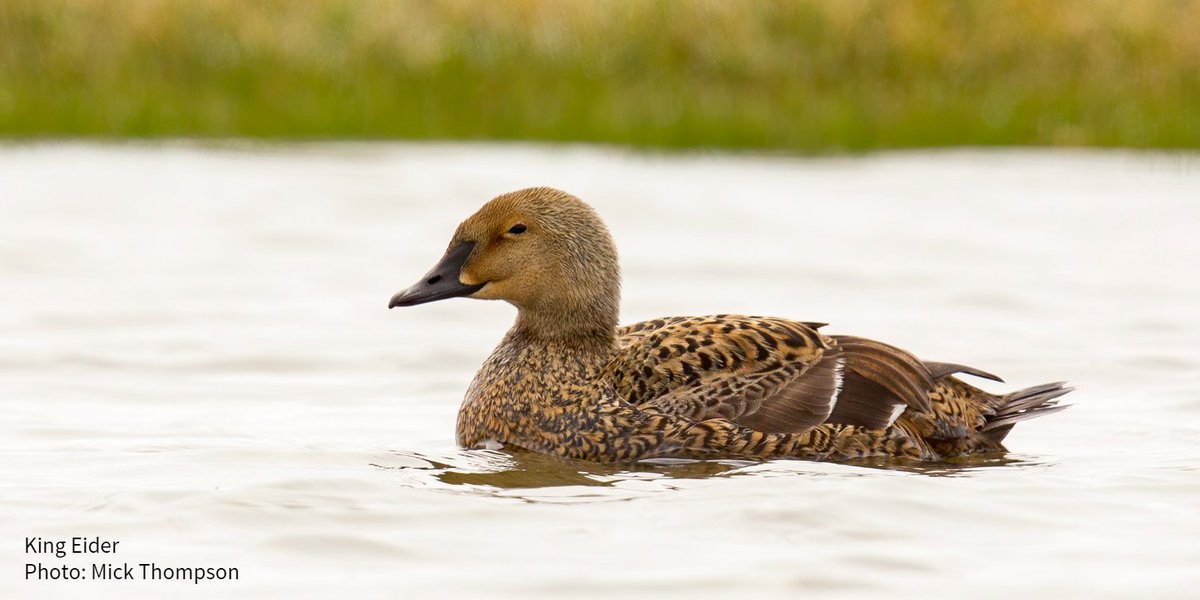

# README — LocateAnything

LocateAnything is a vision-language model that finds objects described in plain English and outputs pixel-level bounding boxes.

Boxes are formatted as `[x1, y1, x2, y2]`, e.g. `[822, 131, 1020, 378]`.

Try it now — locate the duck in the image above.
[389, 187, 1070, 463]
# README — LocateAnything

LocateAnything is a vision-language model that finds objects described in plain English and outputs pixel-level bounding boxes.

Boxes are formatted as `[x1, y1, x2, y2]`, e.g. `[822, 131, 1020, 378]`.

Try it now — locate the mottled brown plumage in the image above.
[389, 188, 1070, 464]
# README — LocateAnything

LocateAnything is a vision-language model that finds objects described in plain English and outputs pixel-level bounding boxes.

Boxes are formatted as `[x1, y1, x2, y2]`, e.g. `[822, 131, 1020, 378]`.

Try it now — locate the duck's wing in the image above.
[612, 315, 845, 434]
[615, 317, 947, 433]
[822, 335, 937, 428]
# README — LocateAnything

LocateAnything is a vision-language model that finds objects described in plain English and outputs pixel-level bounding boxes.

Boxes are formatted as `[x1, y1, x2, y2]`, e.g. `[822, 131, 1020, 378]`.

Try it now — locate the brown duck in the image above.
[389, 188, 1070, 463]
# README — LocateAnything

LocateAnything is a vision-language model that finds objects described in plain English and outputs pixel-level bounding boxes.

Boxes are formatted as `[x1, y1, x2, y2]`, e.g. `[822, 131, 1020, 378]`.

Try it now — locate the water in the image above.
[2, 143, 1198, 598]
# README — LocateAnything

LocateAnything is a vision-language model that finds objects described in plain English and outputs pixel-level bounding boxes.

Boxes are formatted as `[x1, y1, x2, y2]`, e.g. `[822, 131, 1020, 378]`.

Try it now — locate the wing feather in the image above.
[833, 336, 934, 414]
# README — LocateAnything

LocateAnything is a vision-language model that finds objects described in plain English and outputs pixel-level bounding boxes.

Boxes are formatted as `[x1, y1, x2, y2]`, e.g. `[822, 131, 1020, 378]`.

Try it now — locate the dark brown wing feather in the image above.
[832, 336, 935, 414]
[825, 371, 906, 429]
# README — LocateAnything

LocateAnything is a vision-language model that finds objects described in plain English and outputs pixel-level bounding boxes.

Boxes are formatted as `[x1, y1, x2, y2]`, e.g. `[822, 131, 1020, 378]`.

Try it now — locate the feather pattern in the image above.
[611, 315, 841, 434]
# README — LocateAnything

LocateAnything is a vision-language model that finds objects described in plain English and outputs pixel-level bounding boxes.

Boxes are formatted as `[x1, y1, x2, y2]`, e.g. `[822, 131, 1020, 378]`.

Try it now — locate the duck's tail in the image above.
[896, 364, 1073, 458]
[980, 380, 1073, 444]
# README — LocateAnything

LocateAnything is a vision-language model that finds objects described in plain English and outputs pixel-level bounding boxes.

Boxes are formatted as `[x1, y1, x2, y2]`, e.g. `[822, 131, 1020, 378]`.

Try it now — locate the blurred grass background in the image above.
[1, 0, 1198, 151]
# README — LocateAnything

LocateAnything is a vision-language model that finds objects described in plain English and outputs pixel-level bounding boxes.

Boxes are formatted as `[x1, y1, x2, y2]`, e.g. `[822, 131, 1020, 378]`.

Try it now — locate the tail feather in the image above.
[981, 381, 1074, 442]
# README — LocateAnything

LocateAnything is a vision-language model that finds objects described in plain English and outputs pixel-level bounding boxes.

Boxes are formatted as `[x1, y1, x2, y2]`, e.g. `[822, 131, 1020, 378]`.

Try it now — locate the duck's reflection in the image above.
[373, 448, 1048, 502]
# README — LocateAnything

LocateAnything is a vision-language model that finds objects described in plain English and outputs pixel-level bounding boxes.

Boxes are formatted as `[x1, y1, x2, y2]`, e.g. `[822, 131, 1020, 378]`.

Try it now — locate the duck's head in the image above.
[390, 187, 621, 339]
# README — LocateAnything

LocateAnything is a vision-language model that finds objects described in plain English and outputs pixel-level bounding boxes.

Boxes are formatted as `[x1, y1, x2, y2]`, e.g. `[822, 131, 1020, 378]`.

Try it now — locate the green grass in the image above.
[2, 0, 1198, 151]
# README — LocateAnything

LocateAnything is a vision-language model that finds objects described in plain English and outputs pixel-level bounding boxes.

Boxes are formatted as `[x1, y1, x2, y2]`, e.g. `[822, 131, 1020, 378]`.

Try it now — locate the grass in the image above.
[1, 0, 1198, 151]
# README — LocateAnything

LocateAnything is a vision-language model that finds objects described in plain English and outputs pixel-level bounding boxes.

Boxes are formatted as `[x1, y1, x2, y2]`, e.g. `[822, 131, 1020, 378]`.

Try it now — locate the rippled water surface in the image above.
[2, 144, 1198, 598]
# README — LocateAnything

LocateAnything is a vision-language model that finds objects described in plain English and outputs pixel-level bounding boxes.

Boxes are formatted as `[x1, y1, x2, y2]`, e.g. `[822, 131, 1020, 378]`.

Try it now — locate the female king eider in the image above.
[389, 187, 1070, 463]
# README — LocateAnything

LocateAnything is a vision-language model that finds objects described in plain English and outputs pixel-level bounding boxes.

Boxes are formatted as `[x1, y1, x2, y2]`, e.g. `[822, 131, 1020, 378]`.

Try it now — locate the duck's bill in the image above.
[389, 241, 485, 308]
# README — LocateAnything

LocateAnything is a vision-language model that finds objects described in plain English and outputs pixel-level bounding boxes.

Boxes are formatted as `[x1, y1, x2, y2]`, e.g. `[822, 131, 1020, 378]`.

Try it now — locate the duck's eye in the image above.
[507, 224, 527, 235]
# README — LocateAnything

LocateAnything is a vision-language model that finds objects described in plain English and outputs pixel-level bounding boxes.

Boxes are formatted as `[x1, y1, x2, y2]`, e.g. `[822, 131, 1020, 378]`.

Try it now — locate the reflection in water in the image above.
[373, 449, 748, 502]
[838, 451, 1049, 475]
[373, 448, 1049, 502]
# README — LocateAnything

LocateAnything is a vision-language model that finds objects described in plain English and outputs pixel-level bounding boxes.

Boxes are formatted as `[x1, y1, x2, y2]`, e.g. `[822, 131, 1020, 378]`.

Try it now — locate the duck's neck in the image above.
[511, 286, 620, 363]
[511, 309, 614, 355]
